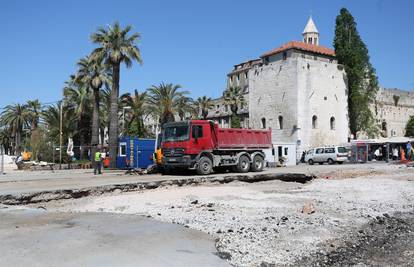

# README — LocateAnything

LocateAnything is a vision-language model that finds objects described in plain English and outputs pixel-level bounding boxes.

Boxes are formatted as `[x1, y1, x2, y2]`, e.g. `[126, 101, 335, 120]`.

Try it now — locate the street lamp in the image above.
[122, 106, 132, 136]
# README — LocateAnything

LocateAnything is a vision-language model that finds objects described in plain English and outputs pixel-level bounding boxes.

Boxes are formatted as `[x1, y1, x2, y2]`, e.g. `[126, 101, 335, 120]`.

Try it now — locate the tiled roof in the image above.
[261, 41, 335, 58]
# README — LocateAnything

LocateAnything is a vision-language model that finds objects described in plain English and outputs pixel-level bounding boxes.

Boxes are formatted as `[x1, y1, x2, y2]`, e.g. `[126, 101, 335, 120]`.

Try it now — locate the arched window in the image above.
[278, 116, 283, 130]
[261, 118, 266, 129]
[312, 115, 318, 129]
[330, 117, 335, 130]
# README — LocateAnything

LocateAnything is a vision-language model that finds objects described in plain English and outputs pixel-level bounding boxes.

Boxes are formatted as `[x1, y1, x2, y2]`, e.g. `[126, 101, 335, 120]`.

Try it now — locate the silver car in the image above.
[305, 146, 348, 165]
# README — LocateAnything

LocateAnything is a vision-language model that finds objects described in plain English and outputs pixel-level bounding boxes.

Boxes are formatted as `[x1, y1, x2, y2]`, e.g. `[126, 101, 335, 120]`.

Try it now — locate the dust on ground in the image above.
[43, 164, 414, 266]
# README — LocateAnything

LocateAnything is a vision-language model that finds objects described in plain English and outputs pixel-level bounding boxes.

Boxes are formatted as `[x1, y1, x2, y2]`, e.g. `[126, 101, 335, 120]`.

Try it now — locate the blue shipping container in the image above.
[116, 137, 155, 169]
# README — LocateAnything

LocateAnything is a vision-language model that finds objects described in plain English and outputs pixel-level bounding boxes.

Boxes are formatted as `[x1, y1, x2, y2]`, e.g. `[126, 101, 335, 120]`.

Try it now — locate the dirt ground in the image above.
[41, 163, 414, 267]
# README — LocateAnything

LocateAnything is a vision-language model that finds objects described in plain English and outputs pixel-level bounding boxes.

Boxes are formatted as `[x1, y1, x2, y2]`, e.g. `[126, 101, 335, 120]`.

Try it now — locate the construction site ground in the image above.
[1, 162, 413, 266]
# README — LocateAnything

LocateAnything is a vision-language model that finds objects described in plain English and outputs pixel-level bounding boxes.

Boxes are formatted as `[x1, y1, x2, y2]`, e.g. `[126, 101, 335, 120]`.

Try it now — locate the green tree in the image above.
[147, 83, 190, 125]
[26, 100, 41, 130]
[0, 104, 29, 155]
[223, 86, 246, 128]
[26, 99, 42, 158]
[120, 89, 148, 137]
[63, 76, 92, 159]
[77, 54, 110, 161]
[42, 103, 78, 159]
[334, 8, 379, 138]
[0, 127, 12, 155]
[91, 22, 142, 168]
[195, 96, 213, 119]
[176, 96, 194, 121]
[405, 116, 414, 137]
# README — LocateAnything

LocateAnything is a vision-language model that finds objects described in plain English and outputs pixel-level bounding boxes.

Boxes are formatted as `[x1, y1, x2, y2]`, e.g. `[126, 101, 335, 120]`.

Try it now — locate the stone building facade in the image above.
[373, 88, 414, 137]
[208, 16, 350, 154]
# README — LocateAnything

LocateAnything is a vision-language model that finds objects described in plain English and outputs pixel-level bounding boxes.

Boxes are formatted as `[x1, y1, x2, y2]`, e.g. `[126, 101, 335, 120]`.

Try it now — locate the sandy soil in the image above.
[45, 164, 414, 266]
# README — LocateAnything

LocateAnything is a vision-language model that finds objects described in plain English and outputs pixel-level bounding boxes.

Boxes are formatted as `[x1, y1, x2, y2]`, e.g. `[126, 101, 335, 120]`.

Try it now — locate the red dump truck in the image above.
[161, 120, 272, 175]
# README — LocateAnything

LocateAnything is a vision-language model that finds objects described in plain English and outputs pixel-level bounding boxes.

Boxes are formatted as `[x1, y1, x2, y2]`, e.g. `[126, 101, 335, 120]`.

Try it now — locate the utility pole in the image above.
[59, 101, 63, 170]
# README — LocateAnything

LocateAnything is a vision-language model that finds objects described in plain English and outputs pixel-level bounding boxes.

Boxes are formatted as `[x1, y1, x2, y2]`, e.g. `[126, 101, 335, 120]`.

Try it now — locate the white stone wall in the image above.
[249, 50, 349, 156]
[295, 52, 349, 150]
[373, 88, 414, 137]
[249, 51, 299, 144]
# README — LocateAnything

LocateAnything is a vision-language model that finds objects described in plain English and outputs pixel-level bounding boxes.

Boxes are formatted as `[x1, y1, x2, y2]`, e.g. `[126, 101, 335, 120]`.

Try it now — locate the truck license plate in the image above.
[168, 158, 177, 162]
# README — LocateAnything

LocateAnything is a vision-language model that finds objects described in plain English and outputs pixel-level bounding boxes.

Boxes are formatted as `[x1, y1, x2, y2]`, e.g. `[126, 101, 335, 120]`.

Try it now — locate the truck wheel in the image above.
[251, 155, 264, 172]
[237, 155, 250, 173]
[197, 156, 212, 175]
[327, 158, 335, 165]
[308, 159, 314, 165]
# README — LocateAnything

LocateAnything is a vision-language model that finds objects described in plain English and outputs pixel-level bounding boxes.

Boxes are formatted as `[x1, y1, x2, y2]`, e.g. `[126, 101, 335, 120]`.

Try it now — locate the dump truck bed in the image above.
[215, 127, 272, 150]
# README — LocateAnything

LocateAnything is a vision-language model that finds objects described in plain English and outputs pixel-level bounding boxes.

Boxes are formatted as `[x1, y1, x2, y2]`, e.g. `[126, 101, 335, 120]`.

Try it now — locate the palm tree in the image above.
[0, 127, 12, 155]
[26, 99, 42, 160]
[76, 54, 110, 159]
[147, 83, 190, 125]
[223, 86, 246, 128]
[176, 96, 195, 121]
[42, 103, 77, 148]
[91, 22, 142, 168]
[195, 96, 213, 119]
[0, 104, 29, 155]
[26, 100, 41, 130]
[63, 76, 92, 159]
[120, 89, 148, 137]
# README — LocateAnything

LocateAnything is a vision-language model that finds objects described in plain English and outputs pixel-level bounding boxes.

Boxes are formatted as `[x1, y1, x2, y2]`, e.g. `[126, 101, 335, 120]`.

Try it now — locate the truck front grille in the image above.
[163, 148, 184, 157]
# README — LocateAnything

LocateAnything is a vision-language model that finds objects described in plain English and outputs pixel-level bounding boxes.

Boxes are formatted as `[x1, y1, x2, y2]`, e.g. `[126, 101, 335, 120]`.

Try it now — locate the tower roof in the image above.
[302, 16, 319, 34]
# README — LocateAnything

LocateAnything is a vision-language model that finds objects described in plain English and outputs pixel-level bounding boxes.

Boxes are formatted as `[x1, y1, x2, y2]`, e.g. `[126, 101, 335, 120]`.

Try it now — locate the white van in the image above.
[305, 146, 348, 165]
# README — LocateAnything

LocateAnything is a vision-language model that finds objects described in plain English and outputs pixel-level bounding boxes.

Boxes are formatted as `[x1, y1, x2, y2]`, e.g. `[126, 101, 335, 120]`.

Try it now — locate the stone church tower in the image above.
[207, 17, 350, 160]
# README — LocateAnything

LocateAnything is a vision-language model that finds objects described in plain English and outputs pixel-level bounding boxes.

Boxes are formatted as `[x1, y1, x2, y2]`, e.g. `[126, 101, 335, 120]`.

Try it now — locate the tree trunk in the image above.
[108, 63, 120, 168]
[91, 87, 101, 166]
[15, 130, 21, 155]
[100, 127, 105, 146]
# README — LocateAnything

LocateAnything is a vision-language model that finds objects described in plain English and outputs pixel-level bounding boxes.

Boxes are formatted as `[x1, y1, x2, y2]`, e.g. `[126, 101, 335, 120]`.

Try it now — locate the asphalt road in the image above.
[0, 162, 394, 197]
[0, 207, 230, 267]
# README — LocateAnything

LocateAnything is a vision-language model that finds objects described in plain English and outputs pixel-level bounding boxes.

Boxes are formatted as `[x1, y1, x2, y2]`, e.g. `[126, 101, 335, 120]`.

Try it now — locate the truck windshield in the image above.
[163, 125, 189, 142]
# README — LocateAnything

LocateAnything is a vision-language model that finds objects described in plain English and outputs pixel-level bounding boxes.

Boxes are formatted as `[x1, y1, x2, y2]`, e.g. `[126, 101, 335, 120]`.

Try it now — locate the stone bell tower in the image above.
[302, 16, 319, 45]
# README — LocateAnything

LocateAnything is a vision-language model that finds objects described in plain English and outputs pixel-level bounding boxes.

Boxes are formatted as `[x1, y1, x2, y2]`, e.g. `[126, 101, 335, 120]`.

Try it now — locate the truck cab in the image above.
[161, 120, 214, 169]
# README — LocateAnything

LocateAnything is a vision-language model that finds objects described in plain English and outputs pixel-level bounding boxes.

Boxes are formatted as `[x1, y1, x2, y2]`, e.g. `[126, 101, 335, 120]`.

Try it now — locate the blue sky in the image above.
[1, 0, 413, 108]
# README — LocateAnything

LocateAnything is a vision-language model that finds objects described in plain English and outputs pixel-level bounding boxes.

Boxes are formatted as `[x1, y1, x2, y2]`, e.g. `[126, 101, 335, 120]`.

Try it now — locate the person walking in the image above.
[392, 147, 399, 160]
[94, 147, 103, 175]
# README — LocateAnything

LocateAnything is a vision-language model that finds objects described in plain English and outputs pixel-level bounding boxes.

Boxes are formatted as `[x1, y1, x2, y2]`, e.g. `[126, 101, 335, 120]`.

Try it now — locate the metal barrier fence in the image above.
[0, 145, 4, 175]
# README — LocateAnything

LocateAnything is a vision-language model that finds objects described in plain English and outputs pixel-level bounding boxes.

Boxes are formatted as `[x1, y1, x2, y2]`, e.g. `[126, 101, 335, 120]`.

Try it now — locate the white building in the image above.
[372, 88, 414, 137]
[208, 16, 350, 158]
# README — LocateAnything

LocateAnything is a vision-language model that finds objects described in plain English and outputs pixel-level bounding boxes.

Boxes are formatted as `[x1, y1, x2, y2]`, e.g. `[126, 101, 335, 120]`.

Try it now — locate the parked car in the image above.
[305, 146, 348, 165]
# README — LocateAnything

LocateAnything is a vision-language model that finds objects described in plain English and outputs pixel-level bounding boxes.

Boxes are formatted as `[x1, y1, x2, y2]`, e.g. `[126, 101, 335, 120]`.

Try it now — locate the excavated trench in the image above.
[291, 211, 414, 267]
[0, 172, 314, 205]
